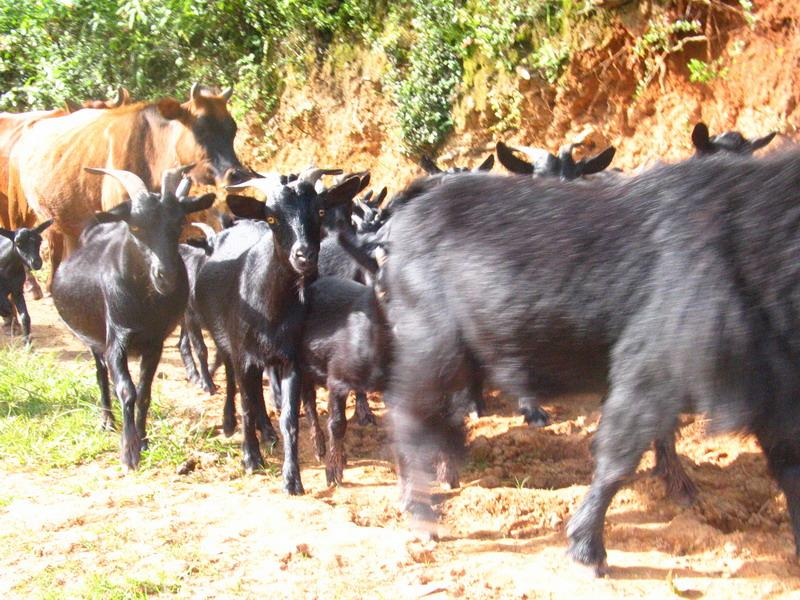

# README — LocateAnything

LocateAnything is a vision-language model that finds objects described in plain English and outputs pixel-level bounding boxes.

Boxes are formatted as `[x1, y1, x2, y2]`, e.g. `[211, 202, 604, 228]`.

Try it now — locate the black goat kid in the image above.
[0, 220, 52, 346]
[52, 166, 214, 470]
[195, 169, 362, 494]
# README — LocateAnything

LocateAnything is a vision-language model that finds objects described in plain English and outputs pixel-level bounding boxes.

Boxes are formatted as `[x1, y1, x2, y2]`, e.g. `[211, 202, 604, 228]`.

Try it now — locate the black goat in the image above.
[52, 166, 214, 469]
[0, 220, 52, 346]
[496, 140, 616, 179]
[178, 222, 218, 394]
[381, 152, 800, 573]
[419, 153, 495, 175]
[691, 122, 776, 156]
[194, 169, 362, 494]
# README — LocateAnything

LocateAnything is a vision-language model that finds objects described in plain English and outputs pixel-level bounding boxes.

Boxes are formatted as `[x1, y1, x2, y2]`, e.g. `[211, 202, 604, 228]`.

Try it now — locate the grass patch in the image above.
[0, 348, 116, 471]
[0, 346, 239, 474]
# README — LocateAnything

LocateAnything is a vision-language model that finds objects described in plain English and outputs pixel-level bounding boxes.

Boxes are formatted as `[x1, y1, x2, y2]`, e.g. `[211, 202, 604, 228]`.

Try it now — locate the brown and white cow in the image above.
[8, 83, 250, 285]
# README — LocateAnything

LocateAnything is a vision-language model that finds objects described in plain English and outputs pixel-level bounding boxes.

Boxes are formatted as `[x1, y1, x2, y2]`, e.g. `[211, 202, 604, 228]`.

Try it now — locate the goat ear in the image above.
[0, 227, 15, 241]
[322, 176, 362, 209]
[691, 123, 711, 152]
[373, 187, 388, 206]
[358, 173, 371, 193]
[475, 154, 495, 172]
[496, 142, 534, 175]
[34, 219, 53, 234]
[420, 156, 441, 175]
[95, 201, 131, 223]
[181, 193, 216, 215]
[226, 194, 266, 219]
[157, 98, 187, 121]
[581, 146, 616, 175]
[750, 131, 777, 152]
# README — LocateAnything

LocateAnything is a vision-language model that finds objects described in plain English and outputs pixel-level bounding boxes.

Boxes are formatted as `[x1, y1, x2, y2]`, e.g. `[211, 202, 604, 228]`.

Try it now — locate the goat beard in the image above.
[297, 271, 316, 305]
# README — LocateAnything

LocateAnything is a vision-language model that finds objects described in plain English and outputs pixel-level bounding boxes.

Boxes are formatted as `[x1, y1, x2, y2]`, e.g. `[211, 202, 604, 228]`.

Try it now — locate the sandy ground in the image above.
[2, 296, 800, 599]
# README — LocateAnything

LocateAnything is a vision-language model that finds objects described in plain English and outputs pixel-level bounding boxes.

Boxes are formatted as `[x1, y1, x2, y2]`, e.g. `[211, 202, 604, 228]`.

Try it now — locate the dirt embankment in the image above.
[236, 1, 800, 188]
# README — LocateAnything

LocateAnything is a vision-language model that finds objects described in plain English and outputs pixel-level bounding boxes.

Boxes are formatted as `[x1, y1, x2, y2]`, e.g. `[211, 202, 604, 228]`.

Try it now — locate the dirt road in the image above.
[1, 297, 799, 598]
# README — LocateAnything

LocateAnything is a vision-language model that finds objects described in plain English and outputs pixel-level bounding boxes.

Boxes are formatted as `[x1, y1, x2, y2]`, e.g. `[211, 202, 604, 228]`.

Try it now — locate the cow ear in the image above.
[157, 98, 187, 121]
[95, 202, 131, 223]
[581, 146, 616, 175]
[181, 193, 216, 215]
[496, 142, 534, 175]
[322, 175, 362, 209]
[476, 154, 495, 172]
[226, 194, 266, 220]
[0, 227, 15, 241]
[750, 131, 777, 152]
[691, 123, 712, 152]
[34, 219, 53, 234]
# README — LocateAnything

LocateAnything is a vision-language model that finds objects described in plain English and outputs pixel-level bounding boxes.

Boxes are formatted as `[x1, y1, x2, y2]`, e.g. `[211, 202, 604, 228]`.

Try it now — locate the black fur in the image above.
[194, 175, 362, 494]
[381, 151, 800, 571]
[52, 169, 214, 469]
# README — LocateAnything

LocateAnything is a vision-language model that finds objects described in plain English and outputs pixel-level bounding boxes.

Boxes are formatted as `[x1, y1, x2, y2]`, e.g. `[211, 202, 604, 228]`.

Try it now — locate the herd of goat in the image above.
[2, 96, 800, 574]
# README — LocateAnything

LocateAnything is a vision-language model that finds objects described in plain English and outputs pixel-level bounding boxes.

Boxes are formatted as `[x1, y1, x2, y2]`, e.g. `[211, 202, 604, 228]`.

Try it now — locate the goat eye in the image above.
[318, 209, 326, 217]
[129, 225, 141, 234]
[266, 216, 277, 225]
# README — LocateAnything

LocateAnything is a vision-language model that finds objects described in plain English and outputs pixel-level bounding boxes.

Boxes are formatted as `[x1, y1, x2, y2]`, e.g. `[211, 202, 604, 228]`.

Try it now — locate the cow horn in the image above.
[85, 167, 149, 204]
[161, 164, 196, 200]
[298, 167, 344, 187]
[221, 87, 233, 101]
[225, 174, 284, 200]
[110, 87, 122, 108]
[190, 82, 203, 102]
[191, 222, 216, 239]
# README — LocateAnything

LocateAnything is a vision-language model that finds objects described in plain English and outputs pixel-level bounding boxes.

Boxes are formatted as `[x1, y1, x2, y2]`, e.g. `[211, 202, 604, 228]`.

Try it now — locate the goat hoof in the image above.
[101, 416, 116, 432]
[222, 416, 237, 437]
[140, 437, 149, 452]
[120, 443, 141, 471]
[202, 382, 218, 395]
[522, 406, 550, 427]
[283, 472, 305, 495]
[566, 525, 608, 575]
[258, 428, 278, 450]
[242, 452, 265, 474]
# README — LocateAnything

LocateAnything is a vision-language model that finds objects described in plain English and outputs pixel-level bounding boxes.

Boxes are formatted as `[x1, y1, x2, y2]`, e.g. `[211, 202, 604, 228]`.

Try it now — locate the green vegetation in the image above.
[0, 347, 116, 470]
[0, 1, 762, 153]
[0, 347, 238, 473]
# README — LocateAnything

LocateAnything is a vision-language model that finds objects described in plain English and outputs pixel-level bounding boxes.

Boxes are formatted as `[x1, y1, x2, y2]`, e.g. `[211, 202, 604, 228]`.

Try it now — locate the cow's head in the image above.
[156, 83, 251, 188]
[0, 221, 53, 271]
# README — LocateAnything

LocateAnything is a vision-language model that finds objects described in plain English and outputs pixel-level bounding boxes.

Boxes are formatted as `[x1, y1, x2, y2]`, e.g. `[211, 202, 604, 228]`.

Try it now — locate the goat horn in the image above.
[298, 167, 343, 186]
[221, 87, 233, 101]
[190, 82, 202, 102]
[175, 176, 192, 199]
[85, 167, 149, 204]
[191, 222, 216, 239]
[161, 164, 196, 200]
[225, 174, 284, 200]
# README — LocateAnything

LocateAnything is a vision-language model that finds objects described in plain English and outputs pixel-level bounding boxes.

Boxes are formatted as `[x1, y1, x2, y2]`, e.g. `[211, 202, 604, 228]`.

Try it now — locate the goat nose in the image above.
[293, 247, 317, 266]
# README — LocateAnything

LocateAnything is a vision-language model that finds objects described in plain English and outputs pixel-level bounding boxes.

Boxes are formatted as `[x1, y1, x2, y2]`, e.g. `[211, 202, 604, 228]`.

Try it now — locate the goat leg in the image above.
[106, 342, 140, 470]
[10, 289, 30, 348]
[92, 350, 115, 431]
[353, 391, 377, 426]
[326, 384, 349, 486]
[135, 344, 163, 452]
[653, 430, 698, 505]
[279, 363, 304, 495]
[302, 380, 326, 462]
